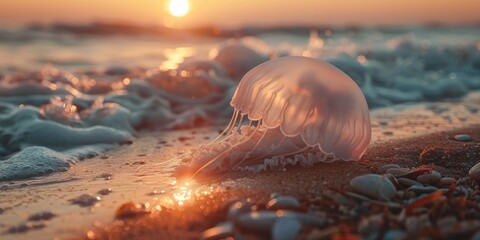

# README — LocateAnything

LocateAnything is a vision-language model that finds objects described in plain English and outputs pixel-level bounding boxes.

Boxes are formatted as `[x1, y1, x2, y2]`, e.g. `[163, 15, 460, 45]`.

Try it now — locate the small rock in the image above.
[8, 223, 45, 233]
[235, 211, 324, 233]
[383, 229, 407, 240]
[28, 211, 56, 221]
[358, 214, 383, 238]
[439, 177, 457, 186]
[99, 173, 112, 180]
[201, 222, 234, 240]
[350, 174, 396, 201]
[272, 217, 301, 240]
[416, 171, 441, 185]
[398, 178, 422, 188]
[436, 216, 458, 229]
[115, 202, 149, 219]
[267, 196, 301, 210]
[147, 190, 165, 196]
[97, 188, 112, 195]
[178, 136, 194, 142]
[386, 168, 410, 177]
[69, 194, 100, 207]
[472, 231, 480, 240]
[454, 134, 472, 142]
[469, 162, 480, 181]
[270, 193, 281, 199]
[405, 214, 432, 236]
[376, 164, 401, 174]
[407, 185, 439, 194]
[227, 201, 251, 221]
[440, 220, 480, 239]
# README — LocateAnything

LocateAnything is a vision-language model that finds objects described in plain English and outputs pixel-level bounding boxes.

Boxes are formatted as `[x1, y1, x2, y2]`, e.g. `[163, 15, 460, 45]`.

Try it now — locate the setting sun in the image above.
[169, 0, 189, 17]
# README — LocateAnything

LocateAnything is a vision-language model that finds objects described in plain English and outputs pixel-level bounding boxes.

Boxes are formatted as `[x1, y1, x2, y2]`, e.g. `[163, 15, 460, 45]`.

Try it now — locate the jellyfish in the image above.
[213, 40, 270, 79]
[173, 56, 371, 181]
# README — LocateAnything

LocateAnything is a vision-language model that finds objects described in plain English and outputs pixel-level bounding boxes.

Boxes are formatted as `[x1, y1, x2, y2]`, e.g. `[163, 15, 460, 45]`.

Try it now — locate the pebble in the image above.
[350, 174, 396, 200]
[386, 168, 410, 177]
[267, 196, 301, 210]
[436, 216, 458, 229]
[358, 214, 383, 237]
[235, 211, 325, 233]
[469, 162, 480, 181]
[454, 134, 472, 142]
[472, 231, 480, 240]
[8, 223, 45, 233]
[272, 217, 301, 240]
[398, 178, 422, 187]
[227, 201, 251, 221]
[69, 194, 100, 207]
[416, 171, 441, 185]
[97, 188, 112, 195]
[270, 192, 281, 199]
[440, 220, 480, 239]
[439, 177, 457, 186]
[201, 222, 234, 240]
[376, 164, 401, 174]
[407, 185, 439, 194]
[383, 230, 407, 240]
[405, 214, 432, 236]
[115, 202, 149, 219]
[28, 211, 56, 221]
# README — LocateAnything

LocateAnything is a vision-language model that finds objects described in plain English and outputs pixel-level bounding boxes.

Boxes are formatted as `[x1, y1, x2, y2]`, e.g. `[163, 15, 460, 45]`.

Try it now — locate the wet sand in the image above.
[1, 100, 480, 240]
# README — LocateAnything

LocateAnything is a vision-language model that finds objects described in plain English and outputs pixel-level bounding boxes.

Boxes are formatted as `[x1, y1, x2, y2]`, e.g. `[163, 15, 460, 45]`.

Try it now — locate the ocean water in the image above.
[0, 25, 479, 181]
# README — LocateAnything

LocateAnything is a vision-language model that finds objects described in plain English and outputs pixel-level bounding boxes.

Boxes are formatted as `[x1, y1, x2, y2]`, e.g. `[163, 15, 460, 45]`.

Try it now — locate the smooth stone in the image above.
[436, 216, 458, 229]
[69, 194, 100, 207]
[383, 230, 407, 240]
[267, 196, 301, 210]
[440, 220, 480, 238]
[416, 171, 441, 185]
[28, 211, 56, 221]
[201, 222, 234, 240]
[454, 134, 472, 142]
[472, 231, 480, 240]
[439, 177, 457, 186]
[227, 201, 251, 221]
[386, 168, 410, 176]
[469, 162, 480, 181]
[235, 211, 325, 233]
[270, 192, 281, 199]
[350, 174, 396, 200]
[358, 214, 383, 237]
[405, 215, 432, 235]
[272, 217, 301, 240]
[407, 185, 439, 194]
[398, 178, 422, 187]
[115, 202, 149, 219]
[97, 188, 112, 195]
[376, 164, 401, 174]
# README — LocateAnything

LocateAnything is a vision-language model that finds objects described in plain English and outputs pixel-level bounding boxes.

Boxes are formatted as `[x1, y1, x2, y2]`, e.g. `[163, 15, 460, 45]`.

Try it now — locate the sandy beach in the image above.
[1, 96, 479, 240]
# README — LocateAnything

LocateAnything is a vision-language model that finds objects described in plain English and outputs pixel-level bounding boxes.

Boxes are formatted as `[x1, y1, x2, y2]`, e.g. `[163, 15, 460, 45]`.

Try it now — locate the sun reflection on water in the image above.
[160, 47, 196, 71]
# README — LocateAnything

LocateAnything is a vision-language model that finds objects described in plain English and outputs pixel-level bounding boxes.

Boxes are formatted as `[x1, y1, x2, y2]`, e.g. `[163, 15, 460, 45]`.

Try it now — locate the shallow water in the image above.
[0, 25, 479, 181]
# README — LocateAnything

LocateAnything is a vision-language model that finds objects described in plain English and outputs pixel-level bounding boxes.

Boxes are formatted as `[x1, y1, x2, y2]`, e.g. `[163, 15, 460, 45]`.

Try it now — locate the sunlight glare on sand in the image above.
[172, 181, 192, 206]
[169, 0, 190, 17]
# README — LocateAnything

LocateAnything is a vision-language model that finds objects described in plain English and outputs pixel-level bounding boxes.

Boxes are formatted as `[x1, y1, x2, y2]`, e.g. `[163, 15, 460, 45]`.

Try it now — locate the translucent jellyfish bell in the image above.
[174, 56, 371, 181]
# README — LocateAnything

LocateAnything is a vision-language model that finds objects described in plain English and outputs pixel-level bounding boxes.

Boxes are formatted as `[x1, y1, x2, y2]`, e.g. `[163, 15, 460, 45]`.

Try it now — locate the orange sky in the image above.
[0, 0, 479, 27]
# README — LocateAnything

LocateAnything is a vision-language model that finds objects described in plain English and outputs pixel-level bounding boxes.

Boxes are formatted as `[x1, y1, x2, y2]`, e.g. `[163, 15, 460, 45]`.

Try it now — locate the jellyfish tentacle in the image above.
[220, 140, 309, 181]
[210, 109, 240, 144]
[190, 120, 262, 179]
